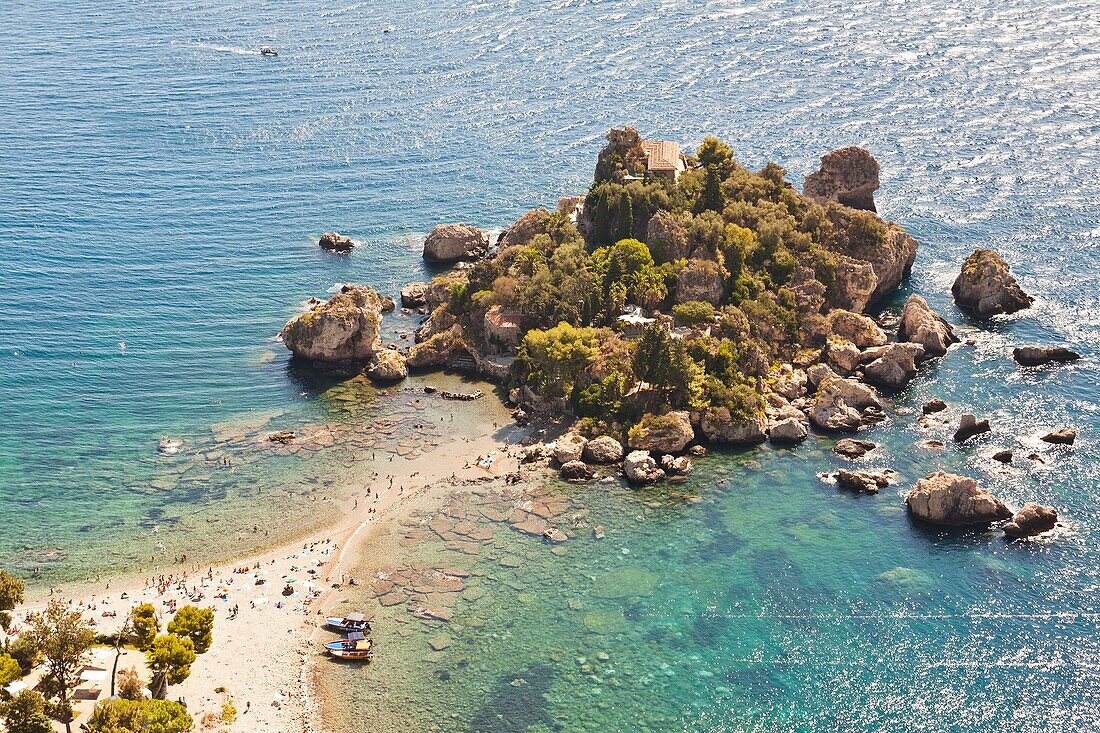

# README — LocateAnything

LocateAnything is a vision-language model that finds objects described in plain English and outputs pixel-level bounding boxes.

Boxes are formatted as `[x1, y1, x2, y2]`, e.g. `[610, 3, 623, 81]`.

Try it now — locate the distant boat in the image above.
[325, 632, 373, 661]
[325, 612, 371, 633]
[260, 46, 278, 56]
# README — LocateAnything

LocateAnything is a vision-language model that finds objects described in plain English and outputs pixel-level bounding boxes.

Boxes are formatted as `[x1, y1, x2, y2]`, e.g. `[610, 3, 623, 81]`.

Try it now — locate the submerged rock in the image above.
[905, 471, 1011, 526]
[803, 146, 880, 212]
[833, 438, 876, 459]
[280, 284, 383, 365]
[1002, 503, 1058, 538]
[899, 295, 957, 357]
[1041, 427, 1076, 445]
[623, 451, 664, 485]
[952, 249, 1033, 318]
[954, 414, 991, 443]
[422, 223, 486, 262]
[1013, 345, 1081, 367]
[659, 454, 694, 475]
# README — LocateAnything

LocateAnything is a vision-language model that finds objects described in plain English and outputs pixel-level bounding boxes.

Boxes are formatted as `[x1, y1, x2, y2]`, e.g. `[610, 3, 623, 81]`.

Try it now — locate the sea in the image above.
[1, 0, 1098, 731]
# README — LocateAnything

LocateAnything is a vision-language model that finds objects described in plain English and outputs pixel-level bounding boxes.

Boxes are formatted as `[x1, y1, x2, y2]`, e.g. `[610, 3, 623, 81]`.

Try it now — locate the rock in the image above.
[922, 398, 948, 414]
[280, 284, 382, 365]
[422, 223, 486, 263]
[428, 632, 452, 651]
[918, 439, 945, 450]
[688, 445, 708, 457]
[768, 365, 808, 400]
[675, 258, 724, 306]
[623, 451, 664, 485]
[423, 274, 467, 312]
[827, 310, 887, 349]
[905, 471, 1011, 526]
[952, 249, 1033, 318]
[810, 376, 882, 432]
[365, 350, 408, 382]
[659, 454, 693, 475]
[378, 295, 396, 313]
[807, 363, 838, 390]
[501, 208, 552, 248]
[646, 209, 690, 262]
[559, 461, 592, 481]
[593, 525, 606, 540]
[768, 417, 808, 444]
[543, 527, 569, 542]
[552, 432, 588, 464]
[824, 339, 861, 374]
[415, 305, 459, 343]
[862, 342, 925, 391]
[834, 438, 876, 459]
[1013, 345, 1081, 367]
[400, 282, 428, 308]
[1041, 427, 1076, 445]
[953, 414, 991, 443]
[627, 412, 694, 453]
[827, 255, 878, 313]
[318, 231, 355, 252]
[406, 326, 461, 369]
[803, 146, 881, 212]
[1002, 503, 1058, 538]
[899, 295, 957, 357]
[991, 449, 1013, 463]
[697, 407, 766, 445]
[834, 469, 889, 494]
[583, 436, 625, 464]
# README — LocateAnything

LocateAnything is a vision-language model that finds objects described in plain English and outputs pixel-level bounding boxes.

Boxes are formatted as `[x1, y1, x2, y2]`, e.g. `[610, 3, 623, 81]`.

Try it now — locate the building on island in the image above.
[642, 140, 687, 181]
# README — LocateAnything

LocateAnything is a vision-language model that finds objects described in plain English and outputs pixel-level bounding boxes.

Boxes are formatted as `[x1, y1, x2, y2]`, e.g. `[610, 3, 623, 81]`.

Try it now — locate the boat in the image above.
[260, 46, 278, 56]
[325, 632, 373, 661]
[325, 612, 371, 633]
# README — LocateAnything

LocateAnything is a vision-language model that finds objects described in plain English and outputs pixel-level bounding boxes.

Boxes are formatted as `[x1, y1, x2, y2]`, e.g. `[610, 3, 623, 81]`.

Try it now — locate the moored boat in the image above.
[260, 46, 278, 56]
[325, 611, 371, 633]
[325, 632, 372, 661]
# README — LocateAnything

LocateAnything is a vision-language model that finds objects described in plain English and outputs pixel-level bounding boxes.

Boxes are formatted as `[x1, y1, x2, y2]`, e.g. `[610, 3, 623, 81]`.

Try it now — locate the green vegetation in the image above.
[147, 634, 196, 700]
[166, 605, 213, 654]
[0, 570, 24, 632]
[1, 690, 53, 733]
[129, 603, 159, 651]
[27, 599, 96, 733]
[85, 698, 193, 733]
[428, 127, 895, 436]
[0, 652, 21, 686]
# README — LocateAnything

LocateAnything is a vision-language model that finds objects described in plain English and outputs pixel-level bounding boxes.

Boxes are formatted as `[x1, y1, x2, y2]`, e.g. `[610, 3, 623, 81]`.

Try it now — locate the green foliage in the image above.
[696, 166, 726, 214]
[615, 190, 634, 240]
[166, 606, 213, 655]
[129, 603, 159, 652]
[28, 598, 95, 728]
[703, 379, 765, 423]
[594, 126, 647, 183]
[1, 690, 53, 733]
[116, 667, 145, 701]
[0, 652, 22, 685]
[695, 136, 735, 178]
[85, 698, 193, 733]
[220, 699, 238, 724]
[516, 323, 603, 399]
[5, 634, 37, 674]
[672, 300, 717, 325]
[687, 211, 726, 258]
[0, 570, 24, 632]
[147, 634, 195, 700]
[631, 324, 703, 408]
[572, 371, 629, 419]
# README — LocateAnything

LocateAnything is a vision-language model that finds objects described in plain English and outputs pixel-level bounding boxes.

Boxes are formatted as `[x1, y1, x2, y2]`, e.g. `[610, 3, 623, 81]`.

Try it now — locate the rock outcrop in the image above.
[318, 231, 355, 252]
[803, 146, 881, 212]
[422, 223, 486, 263]
[827, 256, 878, 313]
[623, 451, 664, 484]
[952, 249, 1033, 318]
[768, 417, 808, 444]
[827, 310, 887, 349]
[824, 338, 861, 374]
[628, 412, 694, 453]
[280, 284, 382, 365]
[899, 295, 957, 357]
[905, 471, 1011, 526]
[552, 432, 588, 464]
[501, 208, 552, 248]
[954, 414, 991, 443]
[560, 461, 592, 481]
[400, 282, 427, 308]
[1013, 346, 1081, 367]
[646, 210, 690, 262]
[922, 398, 947, 414]
[1002, 503, 1058, 538]
[810, 376, 882, 432]
[675, 258, 724, 306]
[834, 438, 876, 459]
[583, 436, 625, 464]
[768, 365, 808, 401]
[365, 350, 407, 382]
[834, 469, 891, 494]
[698, 407, 767, 445]
[861, 342, 926, 390]
[1041, 427, 1076, 445]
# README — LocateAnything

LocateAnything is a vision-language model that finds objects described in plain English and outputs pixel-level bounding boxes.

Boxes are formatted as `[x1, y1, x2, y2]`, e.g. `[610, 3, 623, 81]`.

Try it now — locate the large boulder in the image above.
[365, 350, 407, 382]
[1041, 427, 1076, 445]
[905, 471, 1011, 526]
[646, 209, 690, 263]
[899, 295, 957, 357]
[954, 414, 991, 443]
[628, 412, 694, 453]
[768, 417, 808, 444]
[560, 461, 592, 481]
[861, 342, 926, 390]
[552, 432, 588, 465]
[501, 208, 552, 248]
[400, 282, 428, 309]
[826, 310, 887, 349]
[318, 231, 355, 252]
[834, 469, 891, 494]
[423, 223, 486, 263]
[803, 146, 881, 212]
[1002, 503, 1058, 538]
[623, 451, 664, 484]
[952, 249, 1033, 318]
[823, 338, 861, 375]
[675, 258, 724, 306]
[810, 376, 882, 432]
[280, 284, 382, 365]
[1012, 345, 1081, 367]
[698, 407, 767, 445]
[583, 436, 625, 464]
[768, 364, 808, 401]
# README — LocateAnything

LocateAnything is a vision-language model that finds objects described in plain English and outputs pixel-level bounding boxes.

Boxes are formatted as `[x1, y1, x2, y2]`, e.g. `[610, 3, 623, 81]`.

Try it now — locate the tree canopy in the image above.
[166, 606, 213, 654]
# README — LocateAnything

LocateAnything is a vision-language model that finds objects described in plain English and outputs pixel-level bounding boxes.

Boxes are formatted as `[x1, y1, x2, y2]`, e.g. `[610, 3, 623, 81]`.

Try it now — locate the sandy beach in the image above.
[7, 419, 530, 732]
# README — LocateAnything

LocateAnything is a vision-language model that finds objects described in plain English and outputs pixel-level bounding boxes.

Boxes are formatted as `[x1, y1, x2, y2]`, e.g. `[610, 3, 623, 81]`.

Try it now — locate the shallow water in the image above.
[1, 0, 1098, 728]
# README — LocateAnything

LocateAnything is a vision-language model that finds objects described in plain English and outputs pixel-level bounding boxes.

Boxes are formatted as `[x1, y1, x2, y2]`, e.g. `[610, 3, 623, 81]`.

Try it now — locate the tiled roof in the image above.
[643, 140, 683, 172]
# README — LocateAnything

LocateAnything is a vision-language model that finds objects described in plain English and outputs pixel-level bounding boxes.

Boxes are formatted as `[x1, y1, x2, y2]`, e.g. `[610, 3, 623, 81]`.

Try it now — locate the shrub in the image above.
[672, 301, 716, 325]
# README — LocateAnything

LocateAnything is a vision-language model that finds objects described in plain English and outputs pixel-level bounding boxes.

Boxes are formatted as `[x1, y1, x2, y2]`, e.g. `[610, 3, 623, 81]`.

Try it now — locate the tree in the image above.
[85, 698, 192, 733]
[695, 136, 735, 177]
[631, 324, 703, 408]
[166, 606, 213, 654]
[0, 570, 25, 632]
[1, 690, 53, 733]
[129, 603, 159, 652]
[0, 652, 22, 686]
[516, 323, 602, 398]
[28, 599, 95, 733]
[615, 190, 634, 240]
[147, 634, 195, 700]
[117, 666, 146, 701]
[696, 166, 726, 214]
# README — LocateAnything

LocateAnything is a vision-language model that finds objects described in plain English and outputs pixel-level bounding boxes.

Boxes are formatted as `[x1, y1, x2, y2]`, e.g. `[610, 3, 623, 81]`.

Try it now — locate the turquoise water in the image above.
[1, 0, 1098, 728]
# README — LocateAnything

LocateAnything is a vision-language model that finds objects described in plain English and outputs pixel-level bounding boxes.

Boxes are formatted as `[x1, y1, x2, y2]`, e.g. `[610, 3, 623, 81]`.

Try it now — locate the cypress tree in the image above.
[698, 167, 726, 214]
[616, 190, 633, 241]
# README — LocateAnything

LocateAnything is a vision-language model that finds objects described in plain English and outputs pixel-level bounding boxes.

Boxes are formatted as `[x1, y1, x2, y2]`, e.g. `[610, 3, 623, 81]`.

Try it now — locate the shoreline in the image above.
[8, 400, 532, 732]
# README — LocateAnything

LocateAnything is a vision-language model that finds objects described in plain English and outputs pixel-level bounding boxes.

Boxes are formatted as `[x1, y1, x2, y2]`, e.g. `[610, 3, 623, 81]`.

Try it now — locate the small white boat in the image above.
[325, 632, 372, 661]
[325, 612, 371, 633]
[260, 46, 278, 56]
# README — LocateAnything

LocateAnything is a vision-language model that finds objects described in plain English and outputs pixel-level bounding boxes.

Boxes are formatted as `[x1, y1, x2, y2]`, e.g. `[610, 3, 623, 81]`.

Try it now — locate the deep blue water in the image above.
[1, 0, 1098, 729]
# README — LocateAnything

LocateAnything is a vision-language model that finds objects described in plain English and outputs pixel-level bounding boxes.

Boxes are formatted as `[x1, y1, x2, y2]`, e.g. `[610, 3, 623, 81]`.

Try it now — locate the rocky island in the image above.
[280, 127, 1069, 539]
